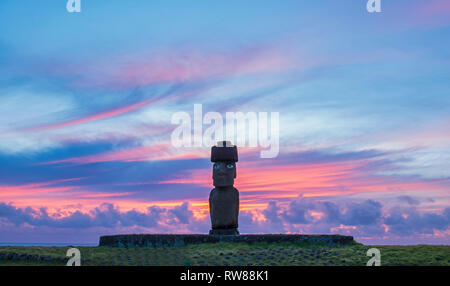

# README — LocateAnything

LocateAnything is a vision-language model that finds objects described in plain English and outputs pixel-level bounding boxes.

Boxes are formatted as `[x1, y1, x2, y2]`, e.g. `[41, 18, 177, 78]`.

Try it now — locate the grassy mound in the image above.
[0, 242, 448, 266]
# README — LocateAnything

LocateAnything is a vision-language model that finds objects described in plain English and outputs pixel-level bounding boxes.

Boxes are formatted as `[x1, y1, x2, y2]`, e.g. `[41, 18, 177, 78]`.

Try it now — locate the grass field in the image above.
[0, 242, 448, 266]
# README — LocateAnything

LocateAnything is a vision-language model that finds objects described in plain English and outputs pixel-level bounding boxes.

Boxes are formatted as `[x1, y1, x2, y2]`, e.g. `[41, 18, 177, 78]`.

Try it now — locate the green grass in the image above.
[0, 260, 62, 266]
[0, 242, 448, 266]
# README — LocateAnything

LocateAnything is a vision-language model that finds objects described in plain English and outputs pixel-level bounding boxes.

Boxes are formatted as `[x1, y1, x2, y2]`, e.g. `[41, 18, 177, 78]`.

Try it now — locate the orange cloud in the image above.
[158, 159, 449, 209]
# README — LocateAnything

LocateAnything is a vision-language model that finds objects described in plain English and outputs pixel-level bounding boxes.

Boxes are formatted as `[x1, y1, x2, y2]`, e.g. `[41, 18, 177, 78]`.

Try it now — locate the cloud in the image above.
[0, 203, 38, 226]
[281, 195, 313, 224]
[0, 197, 448, 244]
[262, 201, 283, 224]
[384, 207, 450, 236]
[0, 202, 180, 229]
[266, 197, 383, 227]
[48, 47, 295, 90]
[318, 201, 341, 224]
[396, 195, 421, 205]
[240, 196, 448, 242]
[340, 200, 382, 226]
[168, 202, 193, 224]
[407, 0, 450, 28]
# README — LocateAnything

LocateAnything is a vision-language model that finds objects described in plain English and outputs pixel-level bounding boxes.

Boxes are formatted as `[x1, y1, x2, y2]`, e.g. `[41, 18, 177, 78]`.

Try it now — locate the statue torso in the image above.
[209, 187, 239, 229]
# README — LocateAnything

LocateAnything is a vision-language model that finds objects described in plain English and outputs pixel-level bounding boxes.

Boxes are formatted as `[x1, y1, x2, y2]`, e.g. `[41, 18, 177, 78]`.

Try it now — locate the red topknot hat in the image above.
[211, 141, 238, 162]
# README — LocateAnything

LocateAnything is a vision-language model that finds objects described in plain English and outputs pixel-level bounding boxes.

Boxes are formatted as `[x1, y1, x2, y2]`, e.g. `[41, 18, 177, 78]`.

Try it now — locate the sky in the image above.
[0, 0, 449, 245]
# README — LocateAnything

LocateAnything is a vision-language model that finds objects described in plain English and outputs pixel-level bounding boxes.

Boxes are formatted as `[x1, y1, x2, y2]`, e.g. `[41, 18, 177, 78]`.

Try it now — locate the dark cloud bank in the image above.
[0, 197, 449, 244]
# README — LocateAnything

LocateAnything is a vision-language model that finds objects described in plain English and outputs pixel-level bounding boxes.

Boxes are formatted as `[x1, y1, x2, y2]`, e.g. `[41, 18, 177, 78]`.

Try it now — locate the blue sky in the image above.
[0, 0, 449, 244]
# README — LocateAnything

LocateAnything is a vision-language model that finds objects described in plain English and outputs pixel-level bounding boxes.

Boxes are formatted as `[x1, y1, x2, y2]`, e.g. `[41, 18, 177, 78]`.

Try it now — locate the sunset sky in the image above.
[0, 0, 449, 245]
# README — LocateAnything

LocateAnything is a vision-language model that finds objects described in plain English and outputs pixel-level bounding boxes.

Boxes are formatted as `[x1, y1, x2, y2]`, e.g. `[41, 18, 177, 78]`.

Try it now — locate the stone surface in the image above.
[210, 141, 240, 234]
[211, 141, 238, 162]
[209, 228, 239, 235]
[212, 163, 236, 187]
[99, 234, 355, 247]
[209, 186, 239, 229]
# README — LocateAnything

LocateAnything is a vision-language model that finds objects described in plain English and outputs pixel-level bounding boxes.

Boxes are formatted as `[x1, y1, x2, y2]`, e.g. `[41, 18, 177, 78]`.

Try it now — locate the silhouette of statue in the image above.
[209, 141, 240, 235]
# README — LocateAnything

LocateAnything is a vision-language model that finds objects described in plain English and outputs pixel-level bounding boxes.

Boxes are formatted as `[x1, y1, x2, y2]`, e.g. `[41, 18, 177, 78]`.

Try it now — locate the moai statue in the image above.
[209, 141, 240, 235]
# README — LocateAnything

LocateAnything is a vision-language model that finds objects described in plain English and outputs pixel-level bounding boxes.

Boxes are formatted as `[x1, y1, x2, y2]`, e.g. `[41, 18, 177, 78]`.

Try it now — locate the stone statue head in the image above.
[213, 161, 236, 187]
[211, 141, 238, 187]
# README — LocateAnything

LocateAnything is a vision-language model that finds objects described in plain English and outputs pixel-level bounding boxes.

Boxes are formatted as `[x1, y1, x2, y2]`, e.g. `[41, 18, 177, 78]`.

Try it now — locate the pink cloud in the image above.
[406, 0, 450, 28]
[34, 97, 160, 131]
[158, 159, 450, 207]
[44, 45, 296, 90]
[41, 144, 261, 165]
[42, 143, 175, 165]
[419, 0, 450, 15]
[97, 48, 292, 88]
[29, 89, 198, 131]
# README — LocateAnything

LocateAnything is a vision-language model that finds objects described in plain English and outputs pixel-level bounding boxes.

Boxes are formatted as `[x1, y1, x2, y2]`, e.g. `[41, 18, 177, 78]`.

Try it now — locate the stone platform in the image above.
[99, 234, 354, 247]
